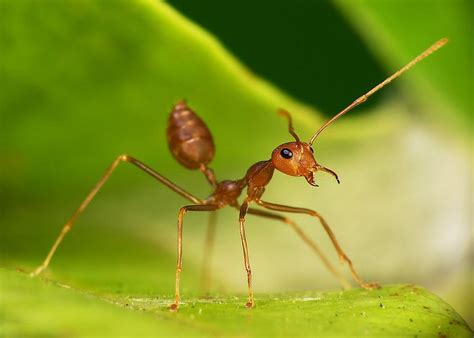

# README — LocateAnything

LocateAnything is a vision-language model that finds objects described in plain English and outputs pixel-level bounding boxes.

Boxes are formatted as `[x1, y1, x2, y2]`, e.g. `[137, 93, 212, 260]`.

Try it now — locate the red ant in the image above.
[30, 38, 448, 310]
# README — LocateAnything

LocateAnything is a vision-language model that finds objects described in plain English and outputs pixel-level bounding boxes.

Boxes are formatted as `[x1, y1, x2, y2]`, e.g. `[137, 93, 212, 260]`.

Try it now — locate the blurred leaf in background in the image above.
[169, 0, 389, 116]
[170, 0, 472, 131]
[0, 0, 472, 335]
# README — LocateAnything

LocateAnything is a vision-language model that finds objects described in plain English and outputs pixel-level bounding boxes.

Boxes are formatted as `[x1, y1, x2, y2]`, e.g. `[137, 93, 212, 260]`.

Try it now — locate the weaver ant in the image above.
[30, 38, 448, 310]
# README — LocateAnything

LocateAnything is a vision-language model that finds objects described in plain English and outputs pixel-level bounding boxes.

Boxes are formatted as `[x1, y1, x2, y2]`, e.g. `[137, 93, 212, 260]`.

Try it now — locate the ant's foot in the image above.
[168, 302, 179, 312]
[339, 254, 351, 265]
[361, 282, 381, 290]
[245, 301, 254, 309]
[29, 265, 46, 277]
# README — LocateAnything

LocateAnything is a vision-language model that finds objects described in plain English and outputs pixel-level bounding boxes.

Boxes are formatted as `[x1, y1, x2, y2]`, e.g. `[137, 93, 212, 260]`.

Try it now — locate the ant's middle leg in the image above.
[30, 154, 202, 277]
[246, 207, 351, 290]
[256, 199, 380, 290]
[170, 204, 219, 311]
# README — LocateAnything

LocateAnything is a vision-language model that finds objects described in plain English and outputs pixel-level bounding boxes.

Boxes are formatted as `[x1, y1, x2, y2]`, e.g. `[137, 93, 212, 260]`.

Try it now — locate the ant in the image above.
[30, 38, 448, 310]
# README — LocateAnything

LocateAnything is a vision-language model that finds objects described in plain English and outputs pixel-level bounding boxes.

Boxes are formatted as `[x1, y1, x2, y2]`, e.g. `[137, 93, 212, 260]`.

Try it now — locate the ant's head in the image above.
[271, 110, 339, 187]
[271, 38, 449, 186]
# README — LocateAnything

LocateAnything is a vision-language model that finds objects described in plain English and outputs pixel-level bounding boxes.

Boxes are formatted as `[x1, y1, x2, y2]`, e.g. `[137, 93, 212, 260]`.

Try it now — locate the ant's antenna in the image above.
[308, 38, 448, 146]
[278, 109, 301, 142]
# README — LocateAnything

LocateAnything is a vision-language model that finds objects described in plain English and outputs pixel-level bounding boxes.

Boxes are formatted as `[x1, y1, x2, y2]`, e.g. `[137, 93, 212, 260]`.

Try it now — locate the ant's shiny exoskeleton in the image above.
[30, 38, 448, 310]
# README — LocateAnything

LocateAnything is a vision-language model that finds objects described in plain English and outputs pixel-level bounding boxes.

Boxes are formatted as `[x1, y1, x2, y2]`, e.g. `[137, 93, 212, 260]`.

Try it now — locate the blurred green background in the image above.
[1, 0, 472, 335]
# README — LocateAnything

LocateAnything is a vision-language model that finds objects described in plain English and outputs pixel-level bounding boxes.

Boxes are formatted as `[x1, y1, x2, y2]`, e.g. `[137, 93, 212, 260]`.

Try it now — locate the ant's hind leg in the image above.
[30, 154, 202, 277]
[256, 200, 380, 290]
[169, 204, 219, 311]
[246, 208, 351, 290]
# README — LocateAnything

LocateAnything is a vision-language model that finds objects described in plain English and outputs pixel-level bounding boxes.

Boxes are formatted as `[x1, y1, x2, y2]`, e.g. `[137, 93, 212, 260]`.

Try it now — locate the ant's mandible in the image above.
[30, 38, 448, 310]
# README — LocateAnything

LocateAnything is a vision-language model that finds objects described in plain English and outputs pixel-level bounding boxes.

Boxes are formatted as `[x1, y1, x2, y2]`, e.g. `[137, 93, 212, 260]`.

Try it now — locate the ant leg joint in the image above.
[355, 95, 368, 104]
[118, 154, 130, 161]
[179, 208, 187, 217]
[342, 254, 351, 263]
[62, 223, 72, 234]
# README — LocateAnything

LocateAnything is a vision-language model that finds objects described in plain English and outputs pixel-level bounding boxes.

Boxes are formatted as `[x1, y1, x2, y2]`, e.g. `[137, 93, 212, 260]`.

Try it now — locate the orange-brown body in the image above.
[167, 101, 215, 170]
[166, 101, 338, 208]
[167, 101, 281, 208]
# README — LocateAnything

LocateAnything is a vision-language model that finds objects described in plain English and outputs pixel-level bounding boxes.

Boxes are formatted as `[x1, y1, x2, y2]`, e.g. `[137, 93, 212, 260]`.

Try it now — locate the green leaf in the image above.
[1, 269, 471, 337]
[1, 0, 471, 336]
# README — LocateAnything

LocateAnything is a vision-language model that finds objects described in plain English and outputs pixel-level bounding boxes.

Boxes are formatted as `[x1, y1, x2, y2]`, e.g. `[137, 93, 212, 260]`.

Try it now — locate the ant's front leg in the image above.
[255, 199, 380, 290]
[30, 154, 202, 277]
[239, 200, 255, 308]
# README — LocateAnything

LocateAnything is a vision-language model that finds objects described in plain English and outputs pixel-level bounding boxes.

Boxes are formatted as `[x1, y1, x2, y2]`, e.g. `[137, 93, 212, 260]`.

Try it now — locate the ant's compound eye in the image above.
[280, 148, 293, 159]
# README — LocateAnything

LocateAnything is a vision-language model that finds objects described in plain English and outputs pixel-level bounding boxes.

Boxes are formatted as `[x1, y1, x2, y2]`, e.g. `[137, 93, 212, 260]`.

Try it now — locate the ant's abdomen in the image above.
[167, 101, 215, 169]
